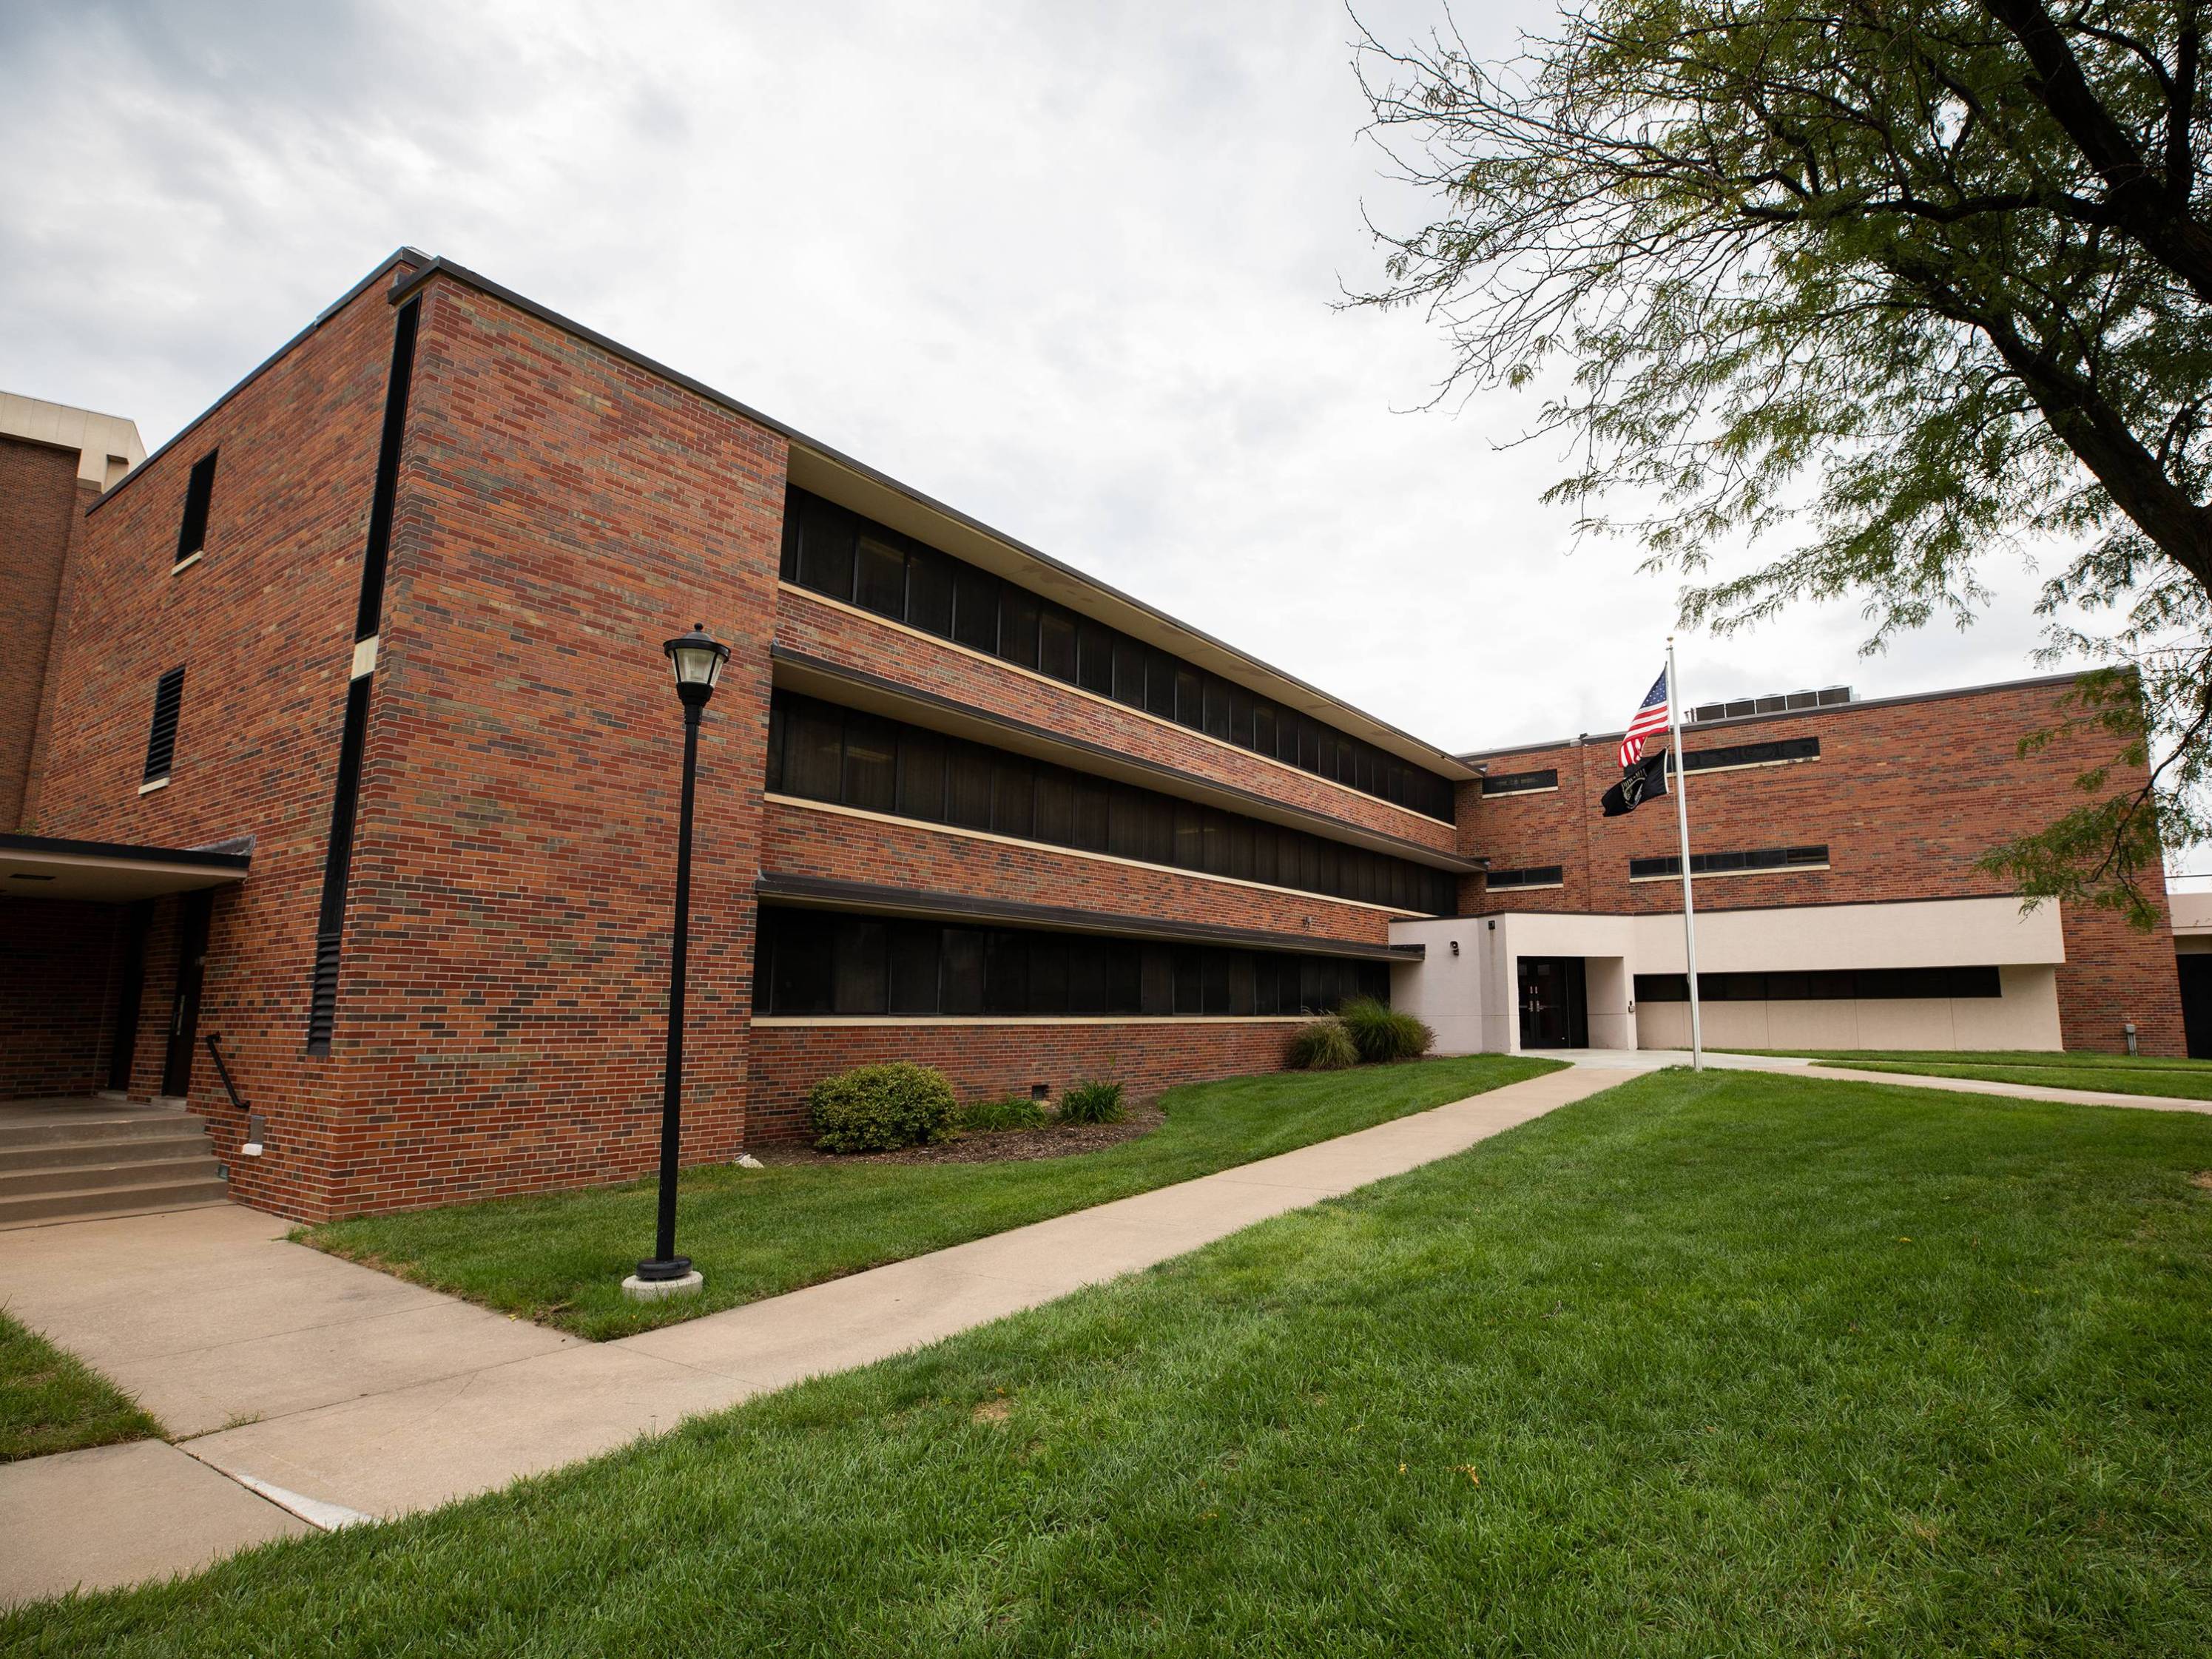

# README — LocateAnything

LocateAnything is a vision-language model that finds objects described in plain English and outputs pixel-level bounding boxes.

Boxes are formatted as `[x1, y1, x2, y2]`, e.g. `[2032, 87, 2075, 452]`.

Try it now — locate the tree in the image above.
[1349, 0, 2212, 928]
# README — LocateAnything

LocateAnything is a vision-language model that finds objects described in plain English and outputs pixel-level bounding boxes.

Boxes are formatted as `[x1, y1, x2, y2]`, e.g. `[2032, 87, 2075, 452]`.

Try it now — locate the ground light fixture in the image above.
[623, 623, 731, 1302]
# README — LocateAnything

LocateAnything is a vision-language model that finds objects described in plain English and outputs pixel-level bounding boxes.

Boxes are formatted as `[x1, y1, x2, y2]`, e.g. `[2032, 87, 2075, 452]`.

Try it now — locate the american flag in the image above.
[1618, 668, 1670, 770]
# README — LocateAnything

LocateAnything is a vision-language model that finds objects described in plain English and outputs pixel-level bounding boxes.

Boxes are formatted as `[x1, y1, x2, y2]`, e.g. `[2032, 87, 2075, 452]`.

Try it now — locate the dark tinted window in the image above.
[765, 692, 1459, 916]
[778, 485, 1459, 820]
[952, 567, 999, 653]
[795, 496, 856, 601]
[907, 546, 954, 635]
[1485, 865, 1563, 890]
[1077, 618, 1115, 697]
[842, 713, 897, 813]
[1000, 587, 1042, 670]
[176, 450, 218, 564]
[854, 534, 906, 619]
[1480, 768, 1557, 796]
[1039, 607, 1077, 682]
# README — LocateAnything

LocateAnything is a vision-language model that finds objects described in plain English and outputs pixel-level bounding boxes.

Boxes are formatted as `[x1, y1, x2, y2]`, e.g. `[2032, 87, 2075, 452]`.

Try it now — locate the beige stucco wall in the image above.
[1634, 964, 2062, 1051]
[0, 391, 145, 488]
[1392, 896, 2067, 1053]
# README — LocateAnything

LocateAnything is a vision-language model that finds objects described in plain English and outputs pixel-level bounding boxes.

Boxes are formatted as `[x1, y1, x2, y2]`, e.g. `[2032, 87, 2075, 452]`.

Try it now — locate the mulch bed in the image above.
[754, 1101, 1166, 1167]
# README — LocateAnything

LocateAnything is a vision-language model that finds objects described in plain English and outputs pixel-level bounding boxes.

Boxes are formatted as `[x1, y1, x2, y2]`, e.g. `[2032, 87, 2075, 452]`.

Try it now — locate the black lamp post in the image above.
[630, 623, 730, 1294]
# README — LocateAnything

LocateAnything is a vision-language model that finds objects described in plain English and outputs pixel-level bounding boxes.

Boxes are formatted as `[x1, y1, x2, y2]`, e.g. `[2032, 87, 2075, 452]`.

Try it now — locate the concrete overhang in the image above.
[0, 833, 250, 903]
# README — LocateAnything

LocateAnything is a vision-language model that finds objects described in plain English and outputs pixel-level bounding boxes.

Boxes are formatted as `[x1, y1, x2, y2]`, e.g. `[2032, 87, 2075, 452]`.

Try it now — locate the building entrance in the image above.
[1517, 956, 1588, 1050]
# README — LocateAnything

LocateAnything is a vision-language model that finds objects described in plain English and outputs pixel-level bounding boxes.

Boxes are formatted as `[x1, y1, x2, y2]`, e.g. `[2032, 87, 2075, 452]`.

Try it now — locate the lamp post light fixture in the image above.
[623, 623, 730, 1302]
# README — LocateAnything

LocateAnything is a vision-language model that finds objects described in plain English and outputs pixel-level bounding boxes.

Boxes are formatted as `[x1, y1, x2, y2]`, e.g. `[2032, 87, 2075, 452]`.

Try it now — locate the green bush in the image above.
[1337, 997, 1435, 1064]
[1059, 1078, 1127, 1124]
[808, 1063, 957, 1154]
[1287, 1018, 1359, 1070]
[958, 1095, 1048, 1132]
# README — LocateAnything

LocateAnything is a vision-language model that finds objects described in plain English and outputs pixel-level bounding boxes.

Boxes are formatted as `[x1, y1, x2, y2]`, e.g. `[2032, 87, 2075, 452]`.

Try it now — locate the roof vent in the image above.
[1688, 686, 1849, 724]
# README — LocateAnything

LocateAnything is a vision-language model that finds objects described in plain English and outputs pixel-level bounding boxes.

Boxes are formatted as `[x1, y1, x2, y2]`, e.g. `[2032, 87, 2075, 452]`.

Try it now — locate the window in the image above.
[1675, 737, 1819, 774]
[951, 566, 1000, 654]
[854, 535, 907, 619]
[175, 450, 218, 566]
[763, 689, 1460, 913]
[1039, 607, 1077, 682]
[141, 668, 184, 785]
[779, 486, 1461, 820]
[795, 494, 856, 601]
[1484, 865, 1563, 891]
[1634, 967, 2001, 1003]
[1629, 845, 1828, 880]
[841, 714, 897, 813]
[1480, 768, 1557, 796]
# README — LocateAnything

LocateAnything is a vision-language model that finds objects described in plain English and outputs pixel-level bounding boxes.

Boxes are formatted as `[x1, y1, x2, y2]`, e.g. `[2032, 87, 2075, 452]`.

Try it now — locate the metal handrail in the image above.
[204, 1033, 250, 1116]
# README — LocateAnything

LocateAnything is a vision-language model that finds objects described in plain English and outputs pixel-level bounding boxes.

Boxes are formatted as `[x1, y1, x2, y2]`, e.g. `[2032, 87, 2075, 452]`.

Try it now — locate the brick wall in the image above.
[748, 1018, 1301, 1143]
[0, 437, 90, 829]
[0, 898, 122, 1097]
[1462, 678, 2186, 1055]
[26, 257, 421, 1215]
[311, 273, 788, 1217]
[762, 798, 1408, 945]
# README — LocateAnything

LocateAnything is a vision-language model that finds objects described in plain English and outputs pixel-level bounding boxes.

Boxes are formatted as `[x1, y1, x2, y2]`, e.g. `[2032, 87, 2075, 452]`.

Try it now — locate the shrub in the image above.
[958, 1094, 1048, 1132]
[808, 1062, 957, 1153]
[1059, 1078, 1127, 1124]
[1337, 997, 1435, 1064]
[1287, 1017, 1358, 1070]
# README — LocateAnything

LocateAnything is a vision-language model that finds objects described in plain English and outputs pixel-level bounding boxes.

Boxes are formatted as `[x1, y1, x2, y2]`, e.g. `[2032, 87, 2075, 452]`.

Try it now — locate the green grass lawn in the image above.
[1731, 1047, 2212, 1101]
[300, 1055, 1559, 1341]
[21, 1067, 2212, 1655]
[0, 1311, 161, 1463]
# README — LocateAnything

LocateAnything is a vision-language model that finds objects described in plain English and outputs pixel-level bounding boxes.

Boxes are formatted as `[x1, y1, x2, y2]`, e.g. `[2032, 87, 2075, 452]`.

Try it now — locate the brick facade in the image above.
[1462, 679, 2186, 1055]
[748, 1019, 1301, 1143]
[6, 249, 2190, 1224]
[0, 436, 93, 830]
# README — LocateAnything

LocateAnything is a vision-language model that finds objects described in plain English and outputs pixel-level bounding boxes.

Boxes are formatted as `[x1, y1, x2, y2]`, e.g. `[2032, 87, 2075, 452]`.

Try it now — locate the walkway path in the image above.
[0, 1061, 1619, 1604]
[6, 1050, 2208, 1605]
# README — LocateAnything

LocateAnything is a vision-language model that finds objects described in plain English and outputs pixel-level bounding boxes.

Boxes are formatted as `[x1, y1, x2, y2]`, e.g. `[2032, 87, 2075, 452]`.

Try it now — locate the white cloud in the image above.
[0, 0, 2090, 757]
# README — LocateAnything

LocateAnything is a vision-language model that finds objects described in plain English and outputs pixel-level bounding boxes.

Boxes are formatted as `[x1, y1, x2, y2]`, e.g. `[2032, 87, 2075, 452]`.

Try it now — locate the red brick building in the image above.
[0, 250, 2186, 1223]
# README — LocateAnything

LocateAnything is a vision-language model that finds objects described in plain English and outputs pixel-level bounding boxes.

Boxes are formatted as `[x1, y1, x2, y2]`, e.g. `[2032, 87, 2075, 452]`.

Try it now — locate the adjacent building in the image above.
[0, 249, 2188, 1223]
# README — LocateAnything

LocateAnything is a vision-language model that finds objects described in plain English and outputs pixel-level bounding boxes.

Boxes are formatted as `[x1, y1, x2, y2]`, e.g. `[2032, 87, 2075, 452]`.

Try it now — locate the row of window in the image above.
[1634, 967, 2002, 1002]
[754, 906, 1395, 1018]
[1479, 736, 1821, 799]
[778, 488, 1457, 820]
[1481, 768, 1556, 797]
[1483, 865, 1563, 890]
[1628, 845, 1829, 880]
[766, 691, 1460, 915]
[1675, 735, 1819, 773]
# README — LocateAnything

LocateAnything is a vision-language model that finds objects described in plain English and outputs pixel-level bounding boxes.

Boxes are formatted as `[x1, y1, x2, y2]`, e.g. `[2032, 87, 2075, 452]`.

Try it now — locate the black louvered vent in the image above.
[306, 930, 343, 1052]
[142, 667, 185, 783]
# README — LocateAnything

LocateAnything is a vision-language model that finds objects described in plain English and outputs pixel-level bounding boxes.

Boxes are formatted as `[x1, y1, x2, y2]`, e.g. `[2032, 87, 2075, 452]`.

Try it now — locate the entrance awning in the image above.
[0, 832, 250, 902]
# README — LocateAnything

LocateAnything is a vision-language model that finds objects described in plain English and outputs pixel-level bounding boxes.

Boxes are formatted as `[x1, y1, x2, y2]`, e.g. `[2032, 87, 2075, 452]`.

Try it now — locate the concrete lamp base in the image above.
[621, 1269, 704, 1302]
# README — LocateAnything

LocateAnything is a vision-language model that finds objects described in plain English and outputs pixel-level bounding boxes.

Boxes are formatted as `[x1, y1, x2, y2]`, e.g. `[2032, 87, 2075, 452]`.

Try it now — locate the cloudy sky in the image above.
[2, 0, 2092, 761]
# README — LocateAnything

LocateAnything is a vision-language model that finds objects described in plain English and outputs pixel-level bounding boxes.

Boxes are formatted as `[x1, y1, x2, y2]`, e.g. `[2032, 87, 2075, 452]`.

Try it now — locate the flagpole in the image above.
[1666, 636, 1704, 1071]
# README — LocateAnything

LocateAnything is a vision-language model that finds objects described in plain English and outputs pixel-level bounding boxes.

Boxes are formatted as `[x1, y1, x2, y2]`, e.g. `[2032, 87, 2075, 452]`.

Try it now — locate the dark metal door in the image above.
[1517, 956, 1589, 1050]
[161, 891, 214, 1098]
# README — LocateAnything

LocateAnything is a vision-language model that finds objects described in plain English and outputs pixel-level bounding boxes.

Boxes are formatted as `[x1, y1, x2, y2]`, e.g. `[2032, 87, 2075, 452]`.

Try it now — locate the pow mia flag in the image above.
[1601, 750, 1669, 817]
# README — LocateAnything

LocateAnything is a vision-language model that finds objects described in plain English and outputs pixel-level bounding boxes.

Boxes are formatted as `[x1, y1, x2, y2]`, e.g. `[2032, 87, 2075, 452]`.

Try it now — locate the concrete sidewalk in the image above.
[0, 1061, 1620, 1604]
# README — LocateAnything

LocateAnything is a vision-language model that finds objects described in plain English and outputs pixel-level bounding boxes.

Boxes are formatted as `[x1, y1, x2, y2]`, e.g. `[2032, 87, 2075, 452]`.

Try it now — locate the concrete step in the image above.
[0, 1155, 226, 1200]
[0, 1131, 213, 1175]
[0, 1175, 231, 1229]
[0, 1109, 203, 1150]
